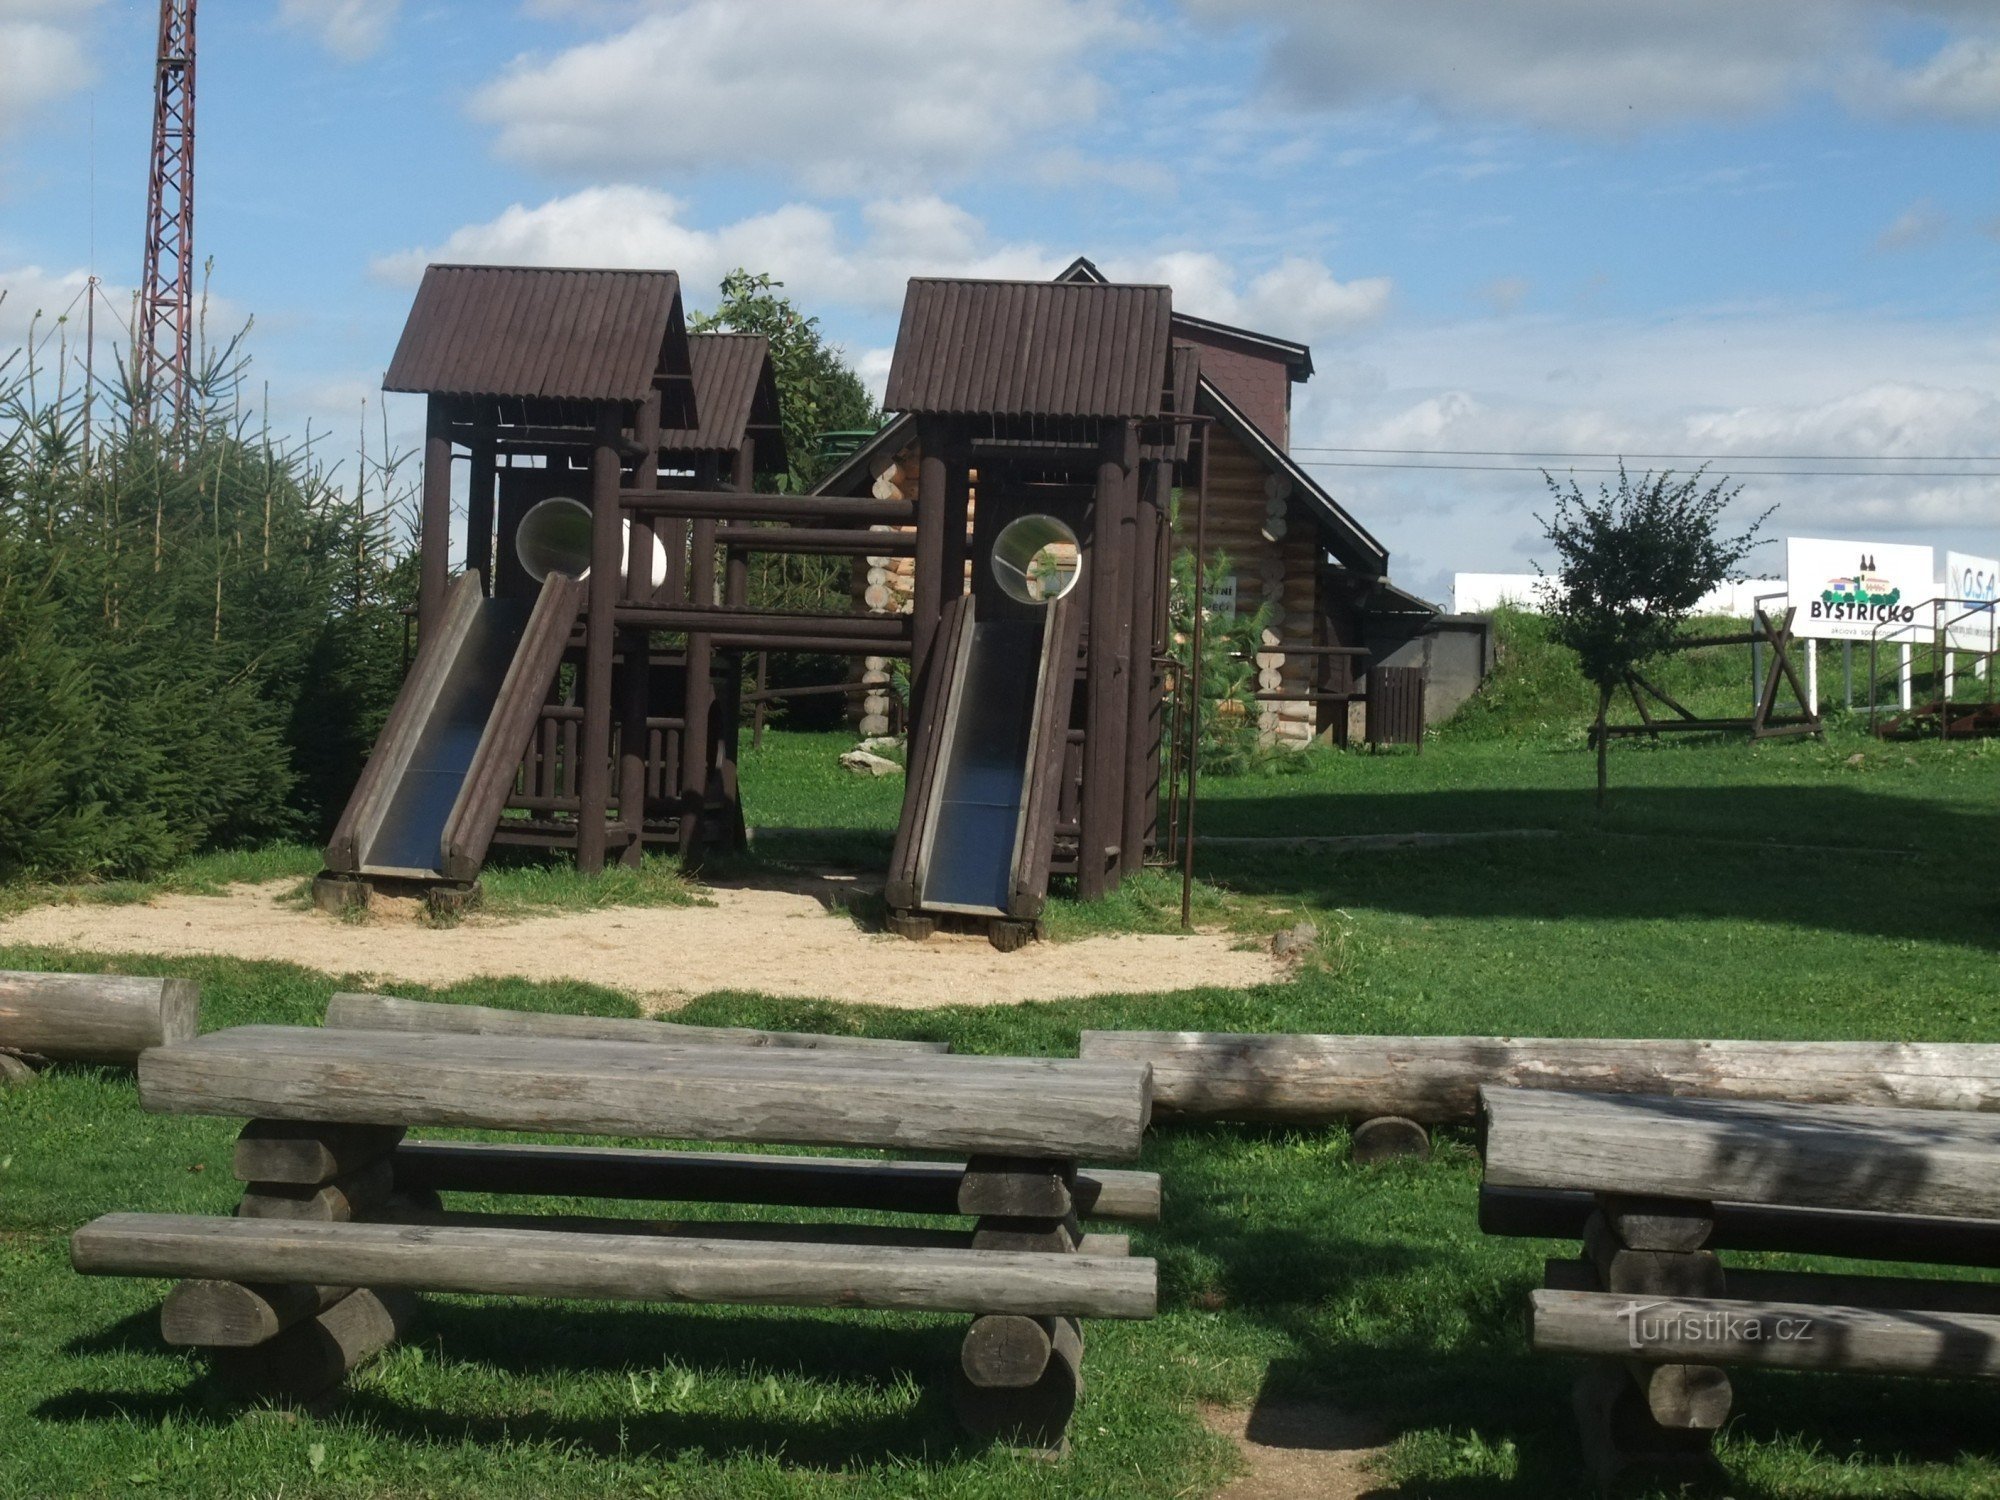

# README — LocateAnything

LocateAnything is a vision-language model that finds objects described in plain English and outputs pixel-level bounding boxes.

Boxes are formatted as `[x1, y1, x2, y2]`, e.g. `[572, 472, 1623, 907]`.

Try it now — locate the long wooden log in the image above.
[325, 993, 947, 1053]
[390, 1141, 1159, 1222]
[1546, 1257, 2000, 1317]
[1532, 1288, 2000, 1379]
[0, 972, 199, 1065]
[1076, 1031, 2000, 1125]
[72, 1214, 1159, 1319]
[161, 1280, 350, 1347]
[369, 1201, 1126, 1255]
[210, 1287, 415, 1401]
[1482, 1088, 2000, 1221]
[623, 489, 914, 525]
[1483, 1184, 2000, 1268]
[140, 1027, 1151, 1160]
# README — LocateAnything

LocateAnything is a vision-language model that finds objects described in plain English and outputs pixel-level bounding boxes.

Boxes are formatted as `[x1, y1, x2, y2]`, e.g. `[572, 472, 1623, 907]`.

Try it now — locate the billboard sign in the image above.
[1944, 551, 1999, 654]
[1785, 537, 1934, 643]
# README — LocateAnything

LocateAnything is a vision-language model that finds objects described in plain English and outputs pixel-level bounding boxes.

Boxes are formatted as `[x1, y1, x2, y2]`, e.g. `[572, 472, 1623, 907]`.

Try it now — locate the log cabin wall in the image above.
[1170, 427, 1322, 748]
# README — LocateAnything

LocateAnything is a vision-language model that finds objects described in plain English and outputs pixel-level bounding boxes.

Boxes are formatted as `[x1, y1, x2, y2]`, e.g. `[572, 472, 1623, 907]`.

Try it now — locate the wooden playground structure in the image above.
[315, 266, 1205, 946]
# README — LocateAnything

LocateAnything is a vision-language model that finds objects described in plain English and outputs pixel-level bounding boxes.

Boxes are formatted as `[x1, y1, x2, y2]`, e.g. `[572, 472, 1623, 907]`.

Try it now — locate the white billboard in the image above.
[1943, 551, 1999, 654]
[1785, 537, 1934, 643]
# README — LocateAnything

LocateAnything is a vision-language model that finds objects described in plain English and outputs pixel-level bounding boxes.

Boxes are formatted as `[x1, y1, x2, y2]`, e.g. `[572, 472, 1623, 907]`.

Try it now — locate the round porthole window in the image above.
[515, 496, 667, 588]
[990, 513, 1082, 605]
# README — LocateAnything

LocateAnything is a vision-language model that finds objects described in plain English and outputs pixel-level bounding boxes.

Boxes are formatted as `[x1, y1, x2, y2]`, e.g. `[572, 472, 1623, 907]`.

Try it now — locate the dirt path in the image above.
[0, 881, 1284, 1008]
[1204, 1402, 1396, 1499]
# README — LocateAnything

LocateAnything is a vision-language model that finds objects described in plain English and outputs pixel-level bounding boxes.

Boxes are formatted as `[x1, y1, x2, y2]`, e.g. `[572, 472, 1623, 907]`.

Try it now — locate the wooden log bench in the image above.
[72, 1025, 1159, 1451]
[1077, 1029, 2000, 1161]
[1479, 1085, 2000, 1487]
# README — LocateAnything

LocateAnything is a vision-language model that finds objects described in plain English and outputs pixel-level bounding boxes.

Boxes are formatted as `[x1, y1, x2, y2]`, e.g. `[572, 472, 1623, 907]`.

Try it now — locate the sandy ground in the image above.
[0, 879, 1283, 1008]
[1204, 1402, 1396, 1499]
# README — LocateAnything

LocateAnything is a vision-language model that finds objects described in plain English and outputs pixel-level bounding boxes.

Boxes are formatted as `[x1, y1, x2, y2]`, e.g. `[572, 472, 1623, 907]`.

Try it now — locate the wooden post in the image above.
[617, 392, 662, 868]
[911, 417, 948, 720]
[1123, 460, 1165, 866]
[1079, 422, 1136, 899]
[716, 439, 756, 852]
[680, 452, 720, 858]
[941, 437, 970, 611]
[577, 404, 625, 874]
[465, 410, 495, 594]
[417, 397, 453, 636]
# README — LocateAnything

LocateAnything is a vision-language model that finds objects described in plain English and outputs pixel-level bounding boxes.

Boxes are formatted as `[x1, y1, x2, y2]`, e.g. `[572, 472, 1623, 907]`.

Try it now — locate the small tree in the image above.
[1536, 464, 1769, 805]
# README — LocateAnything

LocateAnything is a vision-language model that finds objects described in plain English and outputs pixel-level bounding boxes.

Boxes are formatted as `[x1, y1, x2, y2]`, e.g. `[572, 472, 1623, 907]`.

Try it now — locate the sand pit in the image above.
[0, 880, 1284, 1008]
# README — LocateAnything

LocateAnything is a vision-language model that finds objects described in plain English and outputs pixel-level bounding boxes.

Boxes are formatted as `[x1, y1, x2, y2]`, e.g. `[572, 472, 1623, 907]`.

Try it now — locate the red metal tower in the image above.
[138, 0, 197, 429]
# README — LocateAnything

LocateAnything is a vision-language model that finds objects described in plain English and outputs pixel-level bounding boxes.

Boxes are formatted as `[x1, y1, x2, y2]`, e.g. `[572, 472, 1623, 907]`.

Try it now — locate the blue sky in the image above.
[4, 0, 1998, 601]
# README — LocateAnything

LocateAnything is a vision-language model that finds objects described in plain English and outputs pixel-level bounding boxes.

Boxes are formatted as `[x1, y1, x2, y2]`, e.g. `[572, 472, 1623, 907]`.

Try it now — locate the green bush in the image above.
[0, 329, 412, 880]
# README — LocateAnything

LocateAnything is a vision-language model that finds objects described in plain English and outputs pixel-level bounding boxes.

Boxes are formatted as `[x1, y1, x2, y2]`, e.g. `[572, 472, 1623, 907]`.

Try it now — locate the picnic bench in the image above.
[1479, 1086, 2000, 1486]
[70, 1021, 1160, 1451]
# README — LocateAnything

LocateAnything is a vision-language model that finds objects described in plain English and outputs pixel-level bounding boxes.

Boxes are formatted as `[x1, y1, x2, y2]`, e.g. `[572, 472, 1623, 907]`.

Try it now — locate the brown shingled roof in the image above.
[383, 265, 693, 412]
[660, 332, 787, 468]
[884, 277, 1173, 420]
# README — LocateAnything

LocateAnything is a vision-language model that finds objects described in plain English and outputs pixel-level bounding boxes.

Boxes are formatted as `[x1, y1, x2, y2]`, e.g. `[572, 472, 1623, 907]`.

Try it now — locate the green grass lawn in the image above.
[4, 630, 1997, 1496]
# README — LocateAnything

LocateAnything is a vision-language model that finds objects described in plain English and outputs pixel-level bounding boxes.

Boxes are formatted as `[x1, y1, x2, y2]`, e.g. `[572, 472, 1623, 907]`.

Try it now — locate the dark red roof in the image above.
[660, 333, 786, 467]
[885, 278, 1173, 420]
[383, 264, 693, 410]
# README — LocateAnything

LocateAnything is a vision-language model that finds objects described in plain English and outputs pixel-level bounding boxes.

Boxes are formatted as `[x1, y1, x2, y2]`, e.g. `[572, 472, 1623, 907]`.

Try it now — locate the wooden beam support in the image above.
[209, 1286, 416, 1402]
[234, 1121, 405, 1186]
[389, 1140, 1158, 1222]
[623, 490, 914, 525]
[465, 412, 496, 592]
[417, 396, 453, 636]
[911, 417, 949, 720]
[1079, 421, 1137, 899]
[161, 1280, 349, 1347]
[576, 403, 625, 873]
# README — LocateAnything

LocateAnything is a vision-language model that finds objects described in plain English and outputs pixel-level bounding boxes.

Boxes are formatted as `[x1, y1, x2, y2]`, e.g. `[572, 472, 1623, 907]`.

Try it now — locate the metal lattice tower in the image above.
[138, 0, 197, 430]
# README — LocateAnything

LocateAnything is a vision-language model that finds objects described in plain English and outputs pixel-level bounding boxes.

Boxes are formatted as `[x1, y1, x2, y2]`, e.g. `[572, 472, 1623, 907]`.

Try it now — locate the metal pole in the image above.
[1181, 422, 1209, 931]
[82, 276, 96, 471]
[1843, 642, 1853, 710]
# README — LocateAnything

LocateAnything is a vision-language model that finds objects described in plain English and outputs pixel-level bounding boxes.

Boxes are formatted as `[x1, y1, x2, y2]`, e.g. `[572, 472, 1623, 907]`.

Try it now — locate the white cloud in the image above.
[0, 265, 109, 347]
[372, 185, 1053, 314]
[276, 0, 400, 62]
[1192, 1, 2000, 133]
[1868, 33, 2000, 120]
[1876, 198, 1950, 251]
[1097, 249, 1391, 339]
[0, 1, 99, 139]
[468, 0, 1135, 191]
[1288, 309, 2000, 597]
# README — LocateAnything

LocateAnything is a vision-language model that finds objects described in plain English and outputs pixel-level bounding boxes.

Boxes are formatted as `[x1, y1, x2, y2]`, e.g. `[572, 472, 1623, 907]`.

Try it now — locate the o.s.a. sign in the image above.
[1945, 551, 1999, 653]
[1785, 538, 1935, 642]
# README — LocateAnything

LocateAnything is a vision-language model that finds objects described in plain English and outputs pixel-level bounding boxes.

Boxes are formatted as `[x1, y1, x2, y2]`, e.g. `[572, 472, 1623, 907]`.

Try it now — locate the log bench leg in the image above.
[0, 1049, 40, 1089]
[160, 1120, 415, 1401]
[953, 1156, 1085, 1455]
[1351, 1115, 1431, 1164]
[1566, 1195, 1730, 1488]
